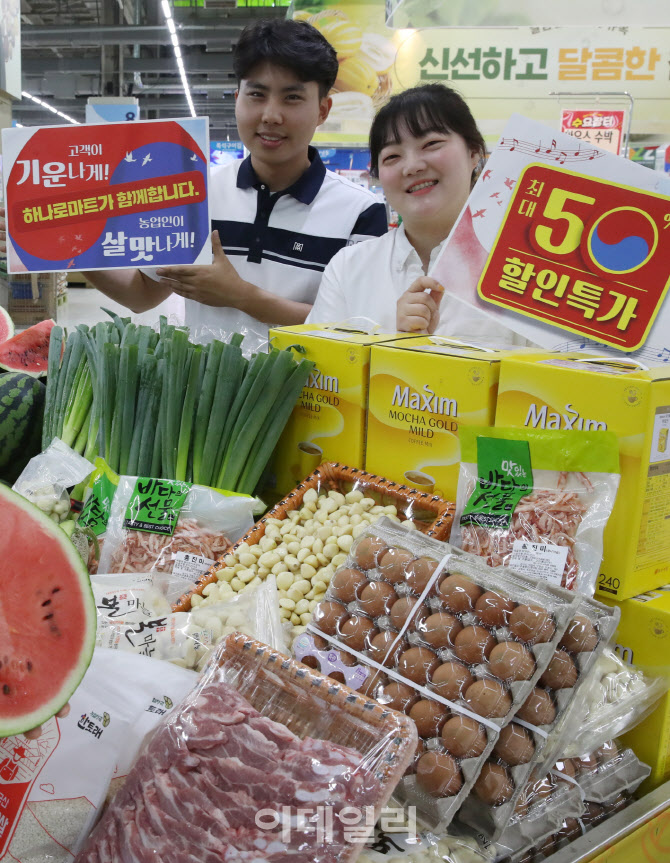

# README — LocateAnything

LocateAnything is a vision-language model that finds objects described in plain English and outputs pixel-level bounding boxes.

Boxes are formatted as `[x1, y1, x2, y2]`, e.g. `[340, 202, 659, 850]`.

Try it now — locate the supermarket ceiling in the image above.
[16, 0, 288, 136]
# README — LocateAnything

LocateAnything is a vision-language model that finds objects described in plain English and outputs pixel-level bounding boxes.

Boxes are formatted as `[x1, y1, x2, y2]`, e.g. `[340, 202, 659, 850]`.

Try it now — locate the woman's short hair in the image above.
[369, 83, 487, 184]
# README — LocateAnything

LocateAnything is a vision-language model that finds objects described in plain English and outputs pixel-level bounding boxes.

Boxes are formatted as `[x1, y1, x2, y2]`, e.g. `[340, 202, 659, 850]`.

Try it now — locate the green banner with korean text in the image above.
[292, 1, 669, 144]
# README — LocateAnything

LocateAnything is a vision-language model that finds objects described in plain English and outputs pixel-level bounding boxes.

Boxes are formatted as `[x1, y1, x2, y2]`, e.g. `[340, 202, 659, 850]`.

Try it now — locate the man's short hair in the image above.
[233, 18, 338, 99]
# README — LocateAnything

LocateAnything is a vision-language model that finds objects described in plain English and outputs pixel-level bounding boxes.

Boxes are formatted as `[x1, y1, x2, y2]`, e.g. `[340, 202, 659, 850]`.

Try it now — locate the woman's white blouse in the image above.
[306, 224, 530, 346]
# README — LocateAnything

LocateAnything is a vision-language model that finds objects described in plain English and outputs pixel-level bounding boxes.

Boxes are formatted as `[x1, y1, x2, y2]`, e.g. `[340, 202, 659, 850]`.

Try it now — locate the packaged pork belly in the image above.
[75, 633, 417, 863]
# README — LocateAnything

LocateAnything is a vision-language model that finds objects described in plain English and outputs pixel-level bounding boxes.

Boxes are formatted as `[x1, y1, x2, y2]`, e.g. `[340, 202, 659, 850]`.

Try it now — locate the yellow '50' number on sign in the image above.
[534, 188, 596, 255]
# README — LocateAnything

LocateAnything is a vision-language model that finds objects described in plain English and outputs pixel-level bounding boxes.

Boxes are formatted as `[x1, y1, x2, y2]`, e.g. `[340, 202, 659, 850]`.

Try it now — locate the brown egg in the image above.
[508, 604, 556, 644]
[299, 633, 328, 669]
[430, 661, 474, 701]
[353, 536, 388, 571]
[417, 612, 463, 649]
[535, 836, 557, 859]
[453, 625, 497, 665]
[596, 739, 619, 764]
[475, 591, 516, 628]
[493, 723, 535, 765]
[574, 752, 599, 774]
[539, 649, 578, 690]
[358, 669, 387, 697]
[416, 751, 463, 797]
[405, 557, 439, 594]
[397, 647, 439, 686]
[488, 640, 536, 682]
[358, 581, 397, 618]
[379, 681, 418, 713]
[583, 802, 605, 826]
[554, 758, 577, 782]
[338, 615, 378, 651]
[405, 738, 426, 775]
[438, 573, 483, 613]
[464, 679, 512, 718]
[513, 792, 529, 818]
[367, 631, 406, 666]
[555, 817, 583, 844]
[441, 715, 488, 758]
[559, 614, 598, 653]
[312, 600, 347, 636]
[409, 699, 449, 738]
[390, 596, 428, 631]
[329, 567, 368, 604]
[378, 548, 414, 584]
[473, 762, 514, 805]
[516, 687, 556, 726]
[531, 774, 554, 802]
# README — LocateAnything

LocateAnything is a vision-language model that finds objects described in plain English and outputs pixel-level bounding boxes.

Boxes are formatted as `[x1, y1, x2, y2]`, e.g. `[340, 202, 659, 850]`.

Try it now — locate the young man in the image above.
[64, 19, 387, 338]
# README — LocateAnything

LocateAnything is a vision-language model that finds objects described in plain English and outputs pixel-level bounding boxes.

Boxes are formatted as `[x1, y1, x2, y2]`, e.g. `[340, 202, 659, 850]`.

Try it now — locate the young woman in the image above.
[307, 83, 526, 343]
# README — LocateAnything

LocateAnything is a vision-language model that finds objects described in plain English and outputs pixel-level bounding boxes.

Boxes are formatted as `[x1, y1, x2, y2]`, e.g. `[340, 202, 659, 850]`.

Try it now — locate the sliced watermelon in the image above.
[0, 319, 55, 376]
[0, 307, 14, 345]
[0, 484, 96, 736]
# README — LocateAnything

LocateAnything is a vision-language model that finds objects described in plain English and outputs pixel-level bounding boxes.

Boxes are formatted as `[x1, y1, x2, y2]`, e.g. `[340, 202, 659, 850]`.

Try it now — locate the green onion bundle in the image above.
[42, 312, 313, 494]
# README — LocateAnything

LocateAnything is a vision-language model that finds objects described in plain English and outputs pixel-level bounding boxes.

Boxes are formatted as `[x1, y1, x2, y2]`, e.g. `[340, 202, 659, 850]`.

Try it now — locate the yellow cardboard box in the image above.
[365, 338, 530, 502]
[266, 325, 409, 499]
[495, 353, 670, 600]
[602, 588, 670, 796]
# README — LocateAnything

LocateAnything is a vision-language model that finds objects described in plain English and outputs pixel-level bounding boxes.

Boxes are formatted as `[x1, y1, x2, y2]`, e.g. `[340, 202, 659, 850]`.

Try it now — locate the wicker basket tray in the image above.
[173, 461, 455, 612]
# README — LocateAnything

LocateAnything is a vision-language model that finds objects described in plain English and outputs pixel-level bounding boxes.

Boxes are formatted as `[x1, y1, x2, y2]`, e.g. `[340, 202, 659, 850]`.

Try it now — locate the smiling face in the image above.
[378, 123, 480, 239]
[235, 61, 331, 192]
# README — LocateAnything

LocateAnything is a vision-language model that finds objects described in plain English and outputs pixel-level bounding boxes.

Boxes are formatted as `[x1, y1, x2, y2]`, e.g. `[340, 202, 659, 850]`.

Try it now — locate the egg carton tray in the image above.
[172, 461, 455, 612]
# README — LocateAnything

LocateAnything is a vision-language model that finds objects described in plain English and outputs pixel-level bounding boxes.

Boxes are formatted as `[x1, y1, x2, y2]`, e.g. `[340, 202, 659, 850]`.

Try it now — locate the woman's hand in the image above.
[396, 277, 444, 333]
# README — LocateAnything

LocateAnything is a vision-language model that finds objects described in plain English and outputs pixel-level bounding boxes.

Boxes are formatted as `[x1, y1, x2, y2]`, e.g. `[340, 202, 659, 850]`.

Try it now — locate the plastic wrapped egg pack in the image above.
[293, 518, 583, 829]
[499, 740, 647, 863]
[458, 598, 620, 839]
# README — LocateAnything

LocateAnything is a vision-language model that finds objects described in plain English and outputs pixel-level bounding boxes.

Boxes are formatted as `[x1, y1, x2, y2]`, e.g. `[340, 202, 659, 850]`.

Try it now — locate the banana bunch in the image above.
[296, 9, 396, 106]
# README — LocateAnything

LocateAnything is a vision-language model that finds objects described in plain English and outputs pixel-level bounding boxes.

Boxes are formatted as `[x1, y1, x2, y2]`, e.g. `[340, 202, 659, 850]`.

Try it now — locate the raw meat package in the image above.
[450, 427, 620, 595]
[75, 633, 417, 863]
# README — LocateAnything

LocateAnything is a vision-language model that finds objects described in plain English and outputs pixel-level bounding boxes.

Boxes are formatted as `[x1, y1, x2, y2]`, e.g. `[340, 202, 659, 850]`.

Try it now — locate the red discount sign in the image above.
[478, 163, 670, 351]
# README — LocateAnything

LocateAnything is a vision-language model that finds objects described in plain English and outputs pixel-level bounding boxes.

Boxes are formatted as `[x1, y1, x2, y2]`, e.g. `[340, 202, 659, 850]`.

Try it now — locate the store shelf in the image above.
[547, 780, 670, 862]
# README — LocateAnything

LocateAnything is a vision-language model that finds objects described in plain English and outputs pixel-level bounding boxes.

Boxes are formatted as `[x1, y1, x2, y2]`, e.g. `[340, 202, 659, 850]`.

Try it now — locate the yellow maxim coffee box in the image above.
[602, 588, 670, 795]
[495, 353, 670, 600]
[365, 338, 531, 502]
[267, 325, 410, 498]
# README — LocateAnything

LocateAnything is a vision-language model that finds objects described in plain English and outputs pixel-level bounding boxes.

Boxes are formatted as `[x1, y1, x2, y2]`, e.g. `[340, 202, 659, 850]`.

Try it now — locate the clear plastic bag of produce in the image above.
[0, 649, 194, 863]
[75, 632, 418, 863]
[450, 427, 620, 595]
[94, 574, 286, 671]
[77, 457, 120, 574]
[97, 476, 255, 586]
[190, 320, 269, 357]
[360, 823, 496, 863]
[545, 646, 669, 759]
[12, 438, 94, 524]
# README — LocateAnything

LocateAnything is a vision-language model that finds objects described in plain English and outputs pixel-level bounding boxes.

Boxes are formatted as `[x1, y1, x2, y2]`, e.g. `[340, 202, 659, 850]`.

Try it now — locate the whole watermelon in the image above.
[0, 372, 46, 483]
